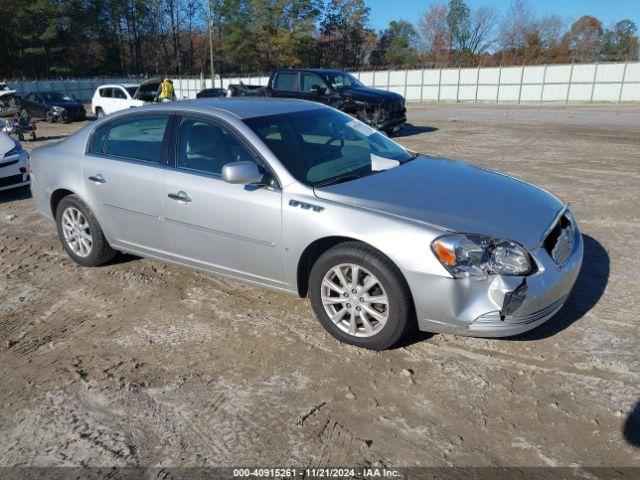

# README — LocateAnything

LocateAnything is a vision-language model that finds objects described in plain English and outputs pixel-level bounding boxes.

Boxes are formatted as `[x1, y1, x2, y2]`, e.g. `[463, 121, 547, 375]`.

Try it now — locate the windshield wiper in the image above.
[313, 174, 362, 188]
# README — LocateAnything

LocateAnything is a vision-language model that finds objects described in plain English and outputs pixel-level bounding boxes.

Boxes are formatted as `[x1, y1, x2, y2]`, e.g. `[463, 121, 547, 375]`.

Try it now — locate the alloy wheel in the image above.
[320, 263, 389, 337]
[61, 207, 93, 257]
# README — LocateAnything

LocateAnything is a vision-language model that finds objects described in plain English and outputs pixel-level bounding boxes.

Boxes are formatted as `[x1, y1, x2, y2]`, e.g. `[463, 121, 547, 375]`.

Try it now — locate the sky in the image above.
[366, 0, 640, 31]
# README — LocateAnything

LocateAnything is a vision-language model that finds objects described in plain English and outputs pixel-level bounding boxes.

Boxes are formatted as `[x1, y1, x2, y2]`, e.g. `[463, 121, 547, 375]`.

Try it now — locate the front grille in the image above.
[0, 174, 25, 188]
[0, 159, 19, 168]
[386, 101, 404, 116]
[544, 214, 574, 265]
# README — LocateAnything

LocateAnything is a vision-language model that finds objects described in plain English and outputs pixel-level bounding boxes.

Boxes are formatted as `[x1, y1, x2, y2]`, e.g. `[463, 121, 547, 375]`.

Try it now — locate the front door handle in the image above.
[88, 174, 106, 184]
[168, 191, 191, 203]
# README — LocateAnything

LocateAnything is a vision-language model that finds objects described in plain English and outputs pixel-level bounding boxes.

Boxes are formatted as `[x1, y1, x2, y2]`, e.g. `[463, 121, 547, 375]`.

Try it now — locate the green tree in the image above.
[370, 20, 420, 67]
[603, 20, 639, 61]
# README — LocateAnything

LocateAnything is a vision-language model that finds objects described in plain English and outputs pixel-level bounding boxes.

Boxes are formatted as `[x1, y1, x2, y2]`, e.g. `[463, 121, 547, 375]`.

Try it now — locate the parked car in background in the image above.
[196, 88, 227, 99]
[228, 69, 407, 134]
[0, 131, 29, 192]
[0, 84, 21, 118]
[20, 92, 86, 123]
[30, 99, 582, 350]
[91, 79, 164, 117]
[91, 84, 143, 117]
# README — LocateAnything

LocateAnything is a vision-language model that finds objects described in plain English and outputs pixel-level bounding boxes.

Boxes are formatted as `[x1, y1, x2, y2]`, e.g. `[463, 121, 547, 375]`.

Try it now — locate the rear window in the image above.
[273, 72, 298, 91]
[103, 115, 169, 163]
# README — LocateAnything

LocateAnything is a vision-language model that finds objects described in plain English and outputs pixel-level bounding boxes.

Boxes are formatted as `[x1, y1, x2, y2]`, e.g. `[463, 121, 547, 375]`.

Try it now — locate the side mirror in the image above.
[310, 85, 328, 95]
[221, 161, 264, 185]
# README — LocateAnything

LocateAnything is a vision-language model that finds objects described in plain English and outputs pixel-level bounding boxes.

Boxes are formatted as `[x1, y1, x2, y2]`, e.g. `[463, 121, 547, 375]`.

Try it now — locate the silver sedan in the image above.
[29, 99, 583, 350]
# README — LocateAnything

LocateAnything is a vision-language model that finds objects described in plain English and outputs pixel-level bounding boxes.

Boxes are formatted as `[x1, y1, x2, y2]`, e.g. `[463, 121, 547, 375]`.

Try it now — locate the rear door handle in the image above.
[88, 174, 105, 184]
[168, 191, 191, 203]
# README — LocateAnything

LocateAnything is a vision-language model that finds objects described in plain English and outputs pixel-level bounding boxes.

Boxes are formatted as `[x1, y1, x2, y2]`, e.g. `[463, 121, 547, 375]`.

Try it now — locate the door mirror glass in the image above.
[221, 161, 264, 185]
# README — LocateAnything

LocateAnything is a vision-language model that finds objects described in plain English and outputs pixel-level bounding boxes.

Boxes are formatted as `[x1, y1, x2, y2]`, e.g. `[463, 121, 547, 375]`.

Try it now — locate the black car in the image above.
[266, 69, 406, 134]
[196, 88, 227, 98]
[20, 92, 86, 123]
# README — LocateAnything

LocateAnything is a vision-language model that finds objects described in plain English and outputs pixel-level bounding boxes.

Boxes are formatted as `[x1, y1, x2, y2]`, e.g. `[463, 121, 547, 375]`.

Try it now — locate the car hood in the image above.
[313, 156, 564, 250]
[0, 132, 15, 157]
[50, 100, 84, 109]
[340, 86, 404, 104]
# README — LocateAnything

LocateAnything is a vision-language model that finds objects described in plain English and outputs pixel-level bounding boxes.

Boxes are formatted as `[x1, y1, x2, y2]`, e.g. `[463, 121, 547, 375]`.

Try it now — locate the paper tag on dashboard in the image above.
[346, 120, 377, 137]
[371, 153, 400, 171]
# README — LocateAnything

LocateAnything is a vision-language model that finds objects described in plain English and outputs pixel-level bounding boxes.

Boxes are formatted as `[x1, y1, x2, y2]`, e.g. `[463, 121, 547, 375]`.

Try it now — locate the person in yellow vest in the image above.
[156, 77, 175, 103]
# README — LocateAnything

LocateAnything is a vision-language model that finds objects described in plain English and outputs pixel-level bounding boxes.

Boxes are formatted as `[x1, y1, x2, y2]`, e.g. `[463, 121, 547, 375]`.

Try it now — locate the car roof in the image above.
[275, 68, 350, 75]
[96, 83, 139, 89]
[151, 98, 323, 119]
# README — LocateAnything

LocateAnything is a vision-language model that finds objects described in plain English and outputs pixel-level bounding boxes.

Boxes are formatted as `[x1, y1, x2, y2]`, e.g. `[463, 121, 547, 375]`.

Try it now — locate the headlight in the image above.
[432, 234, 532, 278]
[52, 106, 66, 113]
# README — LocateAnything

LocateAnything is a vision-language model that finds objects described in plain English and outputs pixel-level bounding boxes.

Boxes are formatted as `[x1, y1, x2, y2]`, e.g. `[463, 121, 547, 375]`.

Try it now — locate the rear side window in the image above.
[103, 115, 169, 163]
[89, 124, 109, 154]
[99, 88, 111, 98]
[273, 72, 298, 91]
[176, 117, 254, 175]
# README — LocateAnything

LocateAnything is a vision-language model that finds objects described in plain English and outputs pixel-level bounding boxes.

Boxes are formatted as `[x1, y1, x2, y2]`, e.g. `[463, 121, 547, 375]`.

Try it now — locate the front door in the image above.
[299, 72, 332, 105]
[162, 115, 284, 288]
[83, 113, 171, 256]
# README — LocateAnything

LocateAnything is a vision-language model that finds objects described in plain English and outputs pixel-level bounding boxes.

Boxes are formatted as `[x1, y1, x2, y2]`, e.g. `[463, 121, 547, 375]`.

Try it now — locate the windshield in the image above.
[321, 72, 363, 90]
[43, 92, 75, 102]
[244, 108, 413, 186]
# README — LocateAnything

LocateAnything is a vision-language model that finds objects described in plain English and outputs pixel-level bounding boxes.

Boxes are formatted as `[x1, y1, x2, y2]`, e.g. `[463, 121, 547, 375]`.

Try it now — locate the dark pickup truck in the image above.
[229, 69, 407, 134]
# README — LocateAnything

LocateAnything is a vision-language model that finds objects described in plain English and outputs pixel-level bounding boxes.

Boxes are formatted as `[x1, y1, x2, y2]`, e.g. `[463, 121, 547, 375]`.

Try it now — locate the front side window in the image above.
[176, 117, 253, 175]
[273, 72, 298, 92]
[321, 72, 363, 90]
[103, 115, 169, 163]
[244, 108, 413, 186]
[113, 88, 127, 99]
[42, 92, 75, 102]
[300, 73, 326, 93]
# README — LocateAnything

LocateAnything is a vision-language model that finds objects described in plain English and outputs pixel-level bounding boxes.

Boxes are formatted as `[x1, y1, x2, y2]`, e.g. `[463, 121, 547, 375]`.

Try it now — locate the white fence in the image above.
[6, 61, 640, 103]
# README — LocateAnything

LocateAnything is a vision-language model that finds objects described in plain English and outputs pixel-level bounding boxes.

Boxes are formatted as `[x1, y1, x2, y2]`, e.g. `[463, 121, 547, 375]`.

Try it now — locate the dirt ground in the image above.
[0, 104, 639, 471]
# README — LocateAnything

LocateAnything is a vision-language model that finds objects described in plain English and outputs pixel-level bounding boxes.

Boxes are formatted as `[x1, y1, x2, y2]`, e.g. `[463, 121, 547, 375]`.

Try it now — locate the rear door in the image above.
[98, 88, 114, 114]
[83, 113, 172, 256]
[162, 114, 284, 287]
[110, 87, 129, 113]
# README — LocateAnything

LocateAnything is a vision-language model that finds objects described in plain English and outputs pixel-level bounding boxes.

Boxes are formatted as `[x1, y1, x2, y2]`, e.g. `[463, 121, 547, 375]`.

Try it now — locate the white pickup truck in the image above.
[90, 79, 162, 116]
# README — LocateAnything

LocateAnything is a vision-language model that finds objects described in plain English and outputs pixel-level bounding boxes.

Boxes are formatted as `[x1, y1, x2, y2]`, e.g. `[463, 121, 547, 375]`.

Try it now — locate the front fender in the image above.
[282, 184, 451, 293]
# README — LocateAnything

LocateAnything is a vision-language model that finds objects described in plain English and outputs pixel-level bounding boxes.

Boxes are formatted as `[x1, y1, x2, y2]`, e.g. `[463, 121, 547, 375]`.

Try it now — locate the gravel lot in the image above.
[1, 104, 639, 471]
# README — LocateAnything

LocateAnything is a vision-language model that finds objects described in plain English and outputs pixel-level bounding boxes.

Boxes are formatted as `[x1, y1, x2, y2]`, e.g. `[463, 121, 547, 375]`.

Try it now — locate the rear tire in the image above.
[55, 195, 115, 267]
[95, 107, 104, 118]
[308, 242, 414, 350]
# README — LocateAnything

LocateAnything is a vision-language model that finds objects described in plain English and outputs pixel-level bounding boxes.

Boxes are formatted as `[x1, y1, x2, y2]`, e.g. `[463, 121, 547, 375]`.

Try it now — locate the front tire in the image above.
[308, 242, 414, 350]
[55, 195, 115, 267]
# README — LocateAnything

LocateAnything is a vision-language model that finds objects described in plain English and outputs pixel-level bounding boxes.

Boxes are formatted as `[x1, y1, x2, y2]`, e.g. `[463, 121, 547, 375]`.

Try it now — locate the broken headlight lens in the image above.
[432, 234, 532, 278]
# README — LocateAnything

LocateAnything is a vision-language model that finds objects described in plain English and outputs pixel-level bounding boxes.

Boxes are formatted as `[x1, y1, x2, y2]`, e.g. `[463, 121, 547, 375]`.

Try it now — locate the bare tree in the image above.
[418, 3, 450, 66]
[467, 6, 498, 57]
[499, 0, 535, 52]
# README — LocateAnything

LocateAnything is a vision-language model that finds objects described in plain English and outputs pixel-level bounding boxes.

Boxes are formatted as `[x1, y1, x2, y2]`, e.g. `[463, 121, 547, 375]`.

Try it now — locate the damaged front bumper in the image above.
[407, 228, 584, 337]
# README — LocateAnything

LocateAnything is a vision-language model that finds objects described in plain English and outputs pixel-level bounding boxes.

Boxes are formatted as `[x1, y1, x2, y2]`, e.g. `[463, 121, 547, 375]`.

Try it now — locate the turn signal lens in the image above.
[433, 240, 456, 265]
